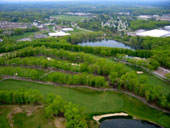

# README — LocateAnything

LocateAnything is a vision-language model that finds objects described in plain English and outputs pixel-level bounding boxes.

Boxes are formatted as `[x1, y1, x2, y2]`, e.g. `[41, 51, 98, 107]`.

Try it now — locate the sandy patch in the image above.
[93, 112, 128, 123]
[54, 117, 66, 128]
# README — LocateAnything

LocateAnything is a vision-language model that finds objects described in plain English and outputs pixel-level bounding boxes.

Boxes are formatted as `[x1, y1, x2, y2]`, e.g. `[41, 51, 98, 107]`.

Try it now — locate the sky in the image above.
[1, 0, 168, 2]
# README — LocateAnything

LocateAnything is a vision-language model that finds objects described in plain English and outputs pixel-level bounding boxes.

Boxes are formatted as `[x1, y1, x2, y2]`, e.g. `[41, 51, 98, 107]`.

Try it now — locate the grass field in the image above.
[0, 79, 170, 128]
[8, 32, 35, 41]
[55, 15, 86, 22]
[0, 106, 11, 128]
[13, 109, 56, 128]
[0, 105, 56, 128]
[8, 30, 46, 41]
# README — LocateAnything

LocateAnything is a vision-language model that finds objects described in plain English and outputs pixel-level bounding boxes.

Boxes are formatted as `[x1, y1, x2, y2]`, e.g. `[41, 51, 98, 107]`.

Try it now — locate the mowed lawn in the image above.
[0, 105, 56, 128]
[0, 79, 170, 128]
[56, 15, 86, 22]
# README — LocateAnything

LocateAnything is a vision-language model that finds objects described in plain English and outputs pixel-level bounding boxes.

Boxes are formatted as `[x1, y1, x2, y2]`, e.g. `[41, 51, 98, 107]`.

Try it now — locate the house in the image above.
[55, 25, 67, 31]
[34, 34, 48, 39]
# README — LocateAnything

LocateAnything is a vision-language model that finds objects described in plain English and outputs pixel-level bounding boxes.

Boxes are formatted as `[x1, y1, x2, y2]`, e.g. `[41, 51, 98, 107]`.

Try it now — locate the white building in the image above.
[137, 15, 152, 20]
[136, 29, 170, 37]
[17, 38, 32, 42]
[164, 26, 170, 31]
[49, 31, 71, 37]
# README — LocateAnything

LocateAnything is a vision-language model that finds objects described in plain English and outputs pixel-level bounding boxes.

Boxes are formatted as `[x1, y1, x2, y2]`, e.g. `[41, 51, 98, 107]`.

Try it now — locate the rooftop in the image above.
[17, 38, 32, 42]
[49, 31, 70, 37]
[34, 34, 48, 39]
[136, 29, 170, 37]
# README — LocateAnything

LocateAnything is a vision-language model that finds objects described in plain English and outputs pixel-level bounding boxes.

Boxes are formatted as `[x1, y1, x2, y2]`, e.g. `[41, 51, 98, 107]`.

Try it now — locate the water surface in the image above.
[100, 119, 162, 128]
[78, 40, 133, 49]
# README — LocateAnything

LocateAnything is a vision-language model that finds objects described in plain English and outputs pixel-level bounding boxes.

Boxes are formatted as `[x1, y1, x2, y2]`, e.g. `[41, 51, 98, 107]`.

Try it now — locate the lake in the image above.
[100, 119, 162, 128]
[78, 39, 133, 49]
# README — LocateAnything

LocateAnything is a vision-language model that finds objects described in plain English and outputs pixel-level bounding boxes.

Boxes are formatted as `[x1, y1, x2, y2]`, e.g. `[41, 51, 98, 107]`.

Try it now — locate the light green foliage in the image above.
[0, 89, 42, 104]
[0, 66, 44, 80]
[130, 20, 170, 30]
[45, 94, 87, 128]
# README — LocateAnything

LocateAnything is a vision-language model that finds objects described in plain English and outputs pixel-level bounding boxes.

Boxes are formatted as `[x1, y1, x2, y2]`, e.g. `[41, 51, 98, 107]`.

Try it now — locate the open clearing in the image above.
[0, 79, 170, 128]
[54, 15, 86, 22]
[0, 105, 57, 128]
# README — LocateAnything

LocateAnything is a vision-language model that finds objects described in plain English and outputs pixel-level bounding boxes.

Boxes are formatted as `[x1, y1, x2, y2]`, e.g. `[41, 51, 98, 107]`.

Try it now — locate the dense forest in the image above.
[130, 20, 170, 30]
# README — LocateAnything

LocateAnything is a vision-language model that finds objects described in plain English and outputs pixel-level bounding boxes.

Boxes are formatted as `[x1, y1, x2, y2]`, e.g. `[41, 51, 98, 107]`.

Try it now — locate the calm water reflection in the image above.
[78, 40, 133, 49]
[100, 119, 162, 128]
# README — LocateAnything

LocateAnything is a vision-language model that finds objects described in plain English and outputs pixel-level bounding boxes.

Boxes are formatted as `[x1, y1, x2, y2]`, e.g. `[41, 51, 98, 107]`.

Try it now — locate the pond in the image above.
[78, 39, 133, 49]
[100, 118, 162, 128]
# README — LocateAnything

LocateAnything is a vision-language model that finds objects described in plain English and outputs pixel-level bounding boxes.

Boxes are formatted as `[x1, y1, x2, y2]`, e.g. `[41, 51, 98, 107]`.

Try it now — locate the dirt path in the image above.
[54, 117, 66, 128]
[1, 76, 170, 114]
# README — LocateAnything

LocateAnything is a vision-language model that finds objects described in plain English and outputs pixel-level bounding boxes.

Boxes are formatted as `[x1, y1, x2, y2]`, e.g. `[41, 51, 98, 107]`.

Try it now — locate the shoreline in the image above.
[93, 112, 128, 124]
[93, 112, 164, 128]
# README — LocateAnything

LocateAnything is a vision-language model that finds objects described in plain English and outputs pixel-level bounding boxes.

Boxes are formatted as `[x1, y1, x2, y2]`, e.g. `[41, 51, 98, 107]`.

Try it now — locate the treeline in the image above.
[11, 27, 38, 36]
[131, 37, 170, 68]
[43, 72, 108, 87]
[0, 66, 44, 80]
[3, 46, 129, 76]
[116, 54, 160, 70]
[0, 66, 108, 88]
[130, 20, 170, 30]
[133, 37, 170, 50]
[0, 40, 152, 58]
[0, 27, 38, 37]
[0, 9, 53, 22]
[45, 94, 87, 128]
[66, 31, 104, 44]
[0, 89, 42, 104]
[152, 50, 170, 69]
[0, 56, 82, 73]
[120, 36, 170, 69]
[116, 71, 170, 109]
[0, 56, 120, 77]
